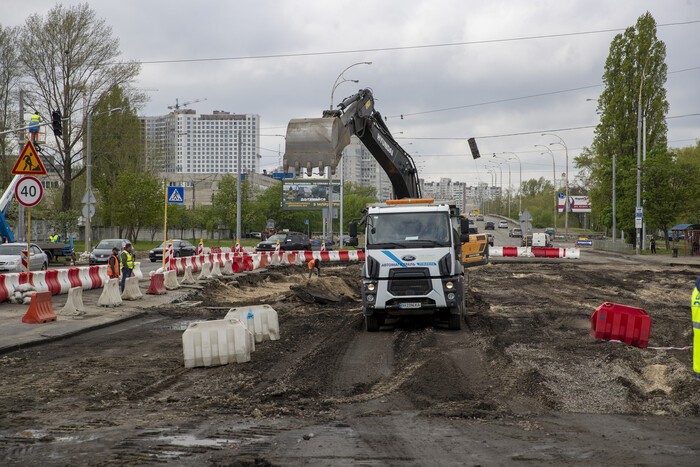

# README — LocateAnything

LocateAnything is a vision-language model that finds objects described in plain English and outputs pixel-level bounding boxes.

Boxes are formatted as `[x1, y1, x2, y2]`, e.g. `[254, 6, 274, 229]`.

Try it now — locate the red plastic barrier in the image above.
[320, 251, 330, 262]
[259, 253, 269, 268]
[210, 246, 222, 254]
[88, 266, 103, 289]
[357, 250, 365, 261]
[231, 257, 243, 273]
[502, 247, 518, 257]
[146, 273, 167, 295]
[301, 251, 313, 262]
[18, 272, 34, 286]
[0, 274, 8, 303]
[338, 250, 350, 261]
[44, 270, 61, 295]
[590, 302, 651, 348]
[67, 268, 81, 289]
[22, 292, 57, 323]
[243, 256, 253, 271]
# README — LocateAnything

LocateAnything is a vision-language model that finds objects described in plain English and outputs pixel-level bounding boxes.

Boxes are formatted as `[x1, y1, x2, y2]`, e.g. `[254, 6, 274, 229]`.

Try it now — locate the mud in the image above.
[0, 262, 699, 465]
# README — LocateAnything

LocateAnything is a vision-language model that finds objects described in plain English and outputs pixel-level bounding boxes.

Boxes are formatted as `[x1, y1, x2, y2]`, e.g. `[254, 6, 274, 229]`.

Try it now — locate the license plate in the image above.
[399, 302, 421, 309]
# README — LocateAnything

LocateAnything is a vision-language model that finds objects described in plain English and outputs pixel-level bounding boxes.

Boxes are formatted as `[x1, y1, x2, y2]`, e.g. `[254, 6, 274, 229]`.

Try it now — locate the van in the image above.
[532, 233, 552, 247]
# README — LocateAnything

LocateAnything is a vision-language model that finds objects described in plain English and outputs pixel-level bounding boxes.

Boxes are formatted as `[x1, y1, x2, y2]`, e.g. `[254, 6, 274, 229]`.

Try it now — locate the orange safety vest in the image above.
[308, 258, 318, 269]
[107, 254, 120, 278]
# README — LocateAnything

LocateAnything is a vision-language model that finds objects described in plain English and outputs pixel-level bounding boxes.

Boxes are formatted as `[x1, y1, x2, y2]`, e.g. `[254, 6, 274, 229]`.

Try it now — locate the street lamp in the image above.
[534, 144, 557, 236]
[485, 161, 502, 215]
[636, 58, 649, 255]
[542, 133, 569, 242]
[504, 152, 522, 215]
[492, 155, 510, 218]
[86, 107, 122, 254]
[330, 61, 372, 110]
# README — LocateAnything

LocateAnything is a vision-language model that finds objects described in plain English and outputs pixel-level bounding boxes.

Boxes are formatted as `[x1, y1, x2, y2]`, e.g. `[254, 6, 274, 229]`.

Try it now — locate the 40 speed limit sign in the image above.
[15, 176, 44, 207]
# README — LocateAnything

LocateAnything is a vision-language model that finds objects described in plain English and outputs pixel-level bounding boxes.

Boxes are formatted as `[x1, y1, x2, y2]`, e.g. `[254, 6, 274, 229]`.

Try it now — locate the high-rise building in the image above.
[140, 109, 260, 174]
[340, 136, 393, 201]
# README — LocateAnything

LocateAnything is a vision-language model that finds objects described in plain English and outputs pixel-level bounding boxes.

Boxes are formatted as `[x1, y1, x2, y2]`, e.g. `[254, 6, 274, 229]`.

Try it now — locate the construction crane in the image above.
[168, 98, 207, 110]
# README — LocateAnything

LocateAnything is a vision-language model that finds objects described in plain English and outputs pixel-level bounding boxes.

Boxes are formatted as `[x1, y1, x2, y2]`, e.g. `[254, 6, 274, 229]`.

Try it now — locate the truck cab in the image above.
[352, 199, 467, 331]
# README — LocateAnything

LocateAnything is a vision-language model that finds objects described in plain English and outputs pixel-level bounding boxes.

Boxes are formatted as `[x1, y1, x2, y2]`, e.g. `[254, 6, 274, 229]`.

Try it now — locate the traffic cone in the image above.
[69, 256, 75, 267]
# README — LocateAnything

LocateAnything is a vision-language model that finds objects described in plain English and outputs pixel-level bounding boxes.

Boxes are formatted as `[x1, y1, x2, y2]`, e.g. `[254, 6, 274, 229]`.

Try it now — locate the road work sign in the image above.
[12, 141, 47, 175]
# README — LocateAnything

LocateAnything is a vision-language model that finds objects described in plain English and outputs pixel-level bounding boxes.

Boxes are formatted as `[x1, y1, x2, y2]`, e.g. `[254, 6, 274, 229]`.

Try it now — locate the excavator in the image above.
[284, 88, 482, 330]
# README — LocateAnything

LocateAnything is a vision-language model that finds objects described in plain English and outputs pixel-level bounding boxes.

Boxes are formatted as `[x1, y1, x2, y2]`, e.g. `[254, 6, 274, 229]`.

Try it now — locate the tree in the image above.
[18, 3, 140, 211]
[0, 25, 20, 186]
[211, 174, 258, 236]
[253, 183, 322, 234]
[577, 12, 668, 243]
[342, 183, 377, 232]
[111, 170, 163, 240]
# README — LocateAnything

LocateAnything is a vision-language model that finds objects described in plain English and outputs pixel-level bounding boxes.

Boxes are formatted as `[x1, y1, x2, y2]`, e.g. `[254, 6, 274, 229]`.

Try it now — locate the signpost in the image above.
[13, 174, 45, 274]
[163, 186, 184, 269]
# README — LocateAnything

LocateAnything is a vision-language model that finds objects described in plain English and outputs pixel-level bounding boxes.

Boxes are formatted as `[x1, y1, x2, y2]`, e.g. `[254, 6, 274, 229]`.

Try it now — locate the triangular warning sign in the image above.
[168, 189, 183, 202]
[12, 141, 47, 175]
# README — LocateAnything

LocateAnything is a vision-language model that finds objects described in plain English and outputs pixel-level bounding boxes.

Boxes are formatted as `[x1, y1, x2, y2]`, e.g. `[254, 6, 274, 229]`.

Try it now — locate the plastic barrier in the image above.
[0, 274, 9, 303]
[222, 259, 234, 275]
[78, 267, 93, 290]
[98, 265, 109, 284]
[44, 270, 61, 295]
[133, 262, 144, 280]
[181, 265, 196, 285]
[231, 257, 243, 274]
[357, 250, 365, 261]
[4, 273, 20, 300]
[56, 269, 71, 294]
[590, 302, 651, 348]
[59, 286, 85, 316]
[146, 273, 167, 295]
[225, 304, 280, 343]
[31, 271, 49, 293]
[182, 318, 252, 368]
[197, 261, 212, 280]
[67, 268, 81, 289]
[210, 260, 223, 278]
[163, 270, 180, 290]
[301, 251, 313, 262]
[249, 254, 260, 270]
[22, 292, 57, 323]
[121, 276, 143, 300]
[97, 278, 122, 307]
[258, 253, 269, 268]
[88, 266, 104, 289]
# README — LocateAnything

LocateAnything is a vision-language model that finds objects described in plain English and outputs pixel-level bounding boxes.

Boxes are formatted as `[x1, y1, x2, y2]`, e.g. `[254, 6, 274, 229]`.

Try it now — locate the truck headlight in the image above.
[445, 281, 454, 290]
[367, 282, 376, 292]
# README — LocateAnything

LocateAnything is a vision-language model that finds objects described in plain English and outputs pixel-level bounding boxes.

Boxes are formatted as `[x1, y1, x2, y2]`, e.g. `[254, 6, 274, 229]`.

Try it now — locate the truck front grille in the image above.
[388, 268, 431, 296]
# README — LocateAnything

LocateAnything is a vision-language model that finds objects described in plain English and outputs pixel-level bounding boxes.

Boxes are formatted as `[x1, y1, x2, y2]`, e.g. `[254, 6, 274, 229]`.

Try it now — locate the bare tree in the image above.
[17, 3, 140, 210]
[0, 25, 21, 187]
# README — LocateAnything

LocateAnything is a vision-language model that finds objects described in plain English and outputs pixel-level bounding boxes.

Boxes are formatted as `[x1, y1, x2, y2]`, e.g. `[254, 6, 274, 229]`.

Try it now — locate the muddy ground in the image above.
[0, 261, 699, 465]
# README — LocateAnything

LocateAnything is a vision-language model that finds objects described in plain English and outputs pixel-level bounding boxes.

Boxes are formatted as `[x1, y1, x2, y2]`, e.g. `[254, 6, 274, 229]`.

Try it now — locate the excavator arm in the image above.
[284, 88, 421, 199]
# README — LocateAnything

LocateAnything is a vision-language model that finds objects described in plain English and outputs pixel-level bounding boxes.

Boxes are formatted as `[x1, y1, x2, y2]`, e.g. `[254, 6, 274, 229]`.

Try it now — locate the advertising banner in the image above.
[558, 193, 591, 213]
[283, 179, 340, 210]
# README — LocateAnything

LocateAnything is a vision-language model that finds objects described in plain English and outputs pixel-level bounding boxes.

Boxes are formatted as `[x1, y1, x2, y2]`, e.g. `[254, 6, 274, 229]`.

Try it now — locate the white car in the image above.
[498, 220, 509, 229]
[0, 243, 49, 272]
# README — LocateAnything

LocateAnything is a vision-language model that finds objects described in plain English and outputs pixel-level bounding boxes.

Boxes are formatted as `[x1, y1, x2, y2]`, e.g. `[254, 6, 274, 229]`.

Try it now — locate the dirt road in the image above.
[1, 261, 699, 465]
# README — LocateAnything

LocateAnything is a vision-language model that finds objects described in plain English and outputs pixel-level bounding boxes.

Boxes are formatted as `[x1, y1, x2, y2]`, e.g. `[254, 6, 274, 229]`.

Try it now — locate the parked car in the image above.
[509, 228, 522, 238]
[245, 232, 262, 239]
[255, 233, 310, 252]
[0, 243, 48, 272]
[521, 234, 534, 246]
[544, 227, 555, 237]
[90, 239, 131, 265]
[498, 220, 509, 229]
[484, 221, 495, 230]
[486, 233, 495, 246]
[310, 238, 336, 251]
[476, 214, 484, 221]
[149, 239, 197, 262]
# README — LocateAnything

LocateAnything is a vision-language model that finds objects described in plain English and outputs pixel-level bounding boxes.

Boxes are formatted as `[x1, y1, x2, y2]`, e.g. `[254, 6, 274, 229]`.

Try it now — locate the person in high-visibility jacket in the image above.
[308, 257, 320, 279]
[107, 247, 120, 279]
[120, 243, 135, 292]
[29, 112, 40, 141]
[49, 231, 59, 243]
[692, 275, 700, 381]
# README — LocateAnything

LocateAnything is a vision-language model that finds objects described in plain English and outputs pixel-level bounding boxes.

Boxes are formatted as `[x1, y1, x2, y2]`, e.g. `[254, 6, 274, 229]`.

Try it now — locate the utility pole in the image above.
[236, 130, 242, 242]
[17, 90, 25, 242]
[86, 113, 92, 253]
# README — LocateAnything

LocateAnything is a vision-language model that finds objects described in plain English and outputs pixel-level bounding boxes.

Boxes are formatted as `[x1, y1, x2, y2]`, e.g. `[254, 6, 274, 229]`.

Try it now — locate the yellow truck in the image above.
[461, 219, 489, 267]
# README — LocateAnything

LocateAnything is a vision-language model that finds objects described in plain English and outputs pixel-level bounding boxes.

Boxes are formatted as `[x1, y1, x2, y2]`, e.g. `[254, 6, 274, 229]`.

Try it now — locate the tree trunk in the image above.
[62, 161, 72, 211]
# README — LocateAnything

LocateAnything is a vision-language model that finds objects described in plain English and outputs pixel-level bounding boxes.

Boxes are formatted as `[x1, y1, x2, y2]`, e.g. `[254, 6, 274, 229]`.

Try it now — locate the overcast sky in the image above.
[4, 0, 699, 187]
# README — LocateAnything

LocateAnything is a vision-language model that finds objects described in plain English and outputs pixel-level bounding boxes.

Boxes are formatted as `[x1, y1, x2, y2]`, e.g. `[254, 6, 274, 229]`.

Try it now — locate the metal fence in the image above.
[593, 239, 634, 254]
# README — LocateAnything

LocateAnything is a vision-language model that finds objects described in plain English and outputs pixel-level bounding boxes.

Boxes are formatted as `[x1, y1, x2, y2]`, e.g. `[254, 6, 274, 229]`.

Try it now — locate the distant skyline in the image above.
[3, 0, 699, 186]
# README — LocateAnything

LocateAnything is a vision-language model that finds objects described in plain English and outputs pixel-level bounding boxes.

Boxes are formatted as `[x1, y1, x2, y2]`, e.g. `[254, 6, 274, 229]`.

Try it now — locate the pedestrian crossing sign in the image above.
[167, 186, 184, 203]
[12, 140, 47, 175]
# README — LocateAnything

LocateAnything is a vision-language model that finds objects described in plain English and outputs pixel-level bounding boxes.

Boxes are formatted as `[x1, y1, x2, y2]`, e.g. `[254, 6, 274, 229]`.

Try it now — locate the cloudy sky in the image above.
[4, 0, 699, 187]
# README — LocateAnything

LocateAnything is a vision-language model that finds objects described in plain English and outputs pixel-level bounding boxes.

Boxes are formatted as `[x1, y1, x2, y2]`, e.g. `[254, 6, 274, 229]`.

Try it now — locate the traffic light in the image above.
[51, 110, 62, 136]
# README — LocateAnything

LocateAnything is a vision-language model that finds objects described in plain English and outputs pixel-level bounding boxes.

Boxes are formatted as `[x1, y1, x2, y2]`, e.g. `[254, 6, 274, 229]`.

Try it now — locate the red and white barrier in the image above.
[489, 246, 580, 259]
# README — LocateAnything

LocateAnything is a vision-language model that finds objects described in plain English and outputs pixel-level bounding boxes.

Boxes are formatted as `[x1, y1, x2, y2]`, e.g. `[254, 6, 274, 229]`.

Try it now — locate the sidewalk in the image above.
[0, 277, 193, 355]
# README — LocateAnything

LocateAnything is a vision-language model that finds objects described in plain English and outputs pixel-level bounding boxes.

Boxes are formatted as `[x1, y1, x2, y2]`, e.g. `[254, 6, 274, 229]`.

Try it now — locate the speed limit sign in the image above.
[15, 176, 44, 207]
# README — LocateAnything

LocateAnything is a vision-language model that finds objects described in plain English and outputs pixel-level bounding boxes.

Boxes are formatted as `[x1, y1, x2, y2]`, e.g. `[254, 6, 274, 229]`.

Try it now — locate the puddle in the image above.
[158, 434, 237, 447]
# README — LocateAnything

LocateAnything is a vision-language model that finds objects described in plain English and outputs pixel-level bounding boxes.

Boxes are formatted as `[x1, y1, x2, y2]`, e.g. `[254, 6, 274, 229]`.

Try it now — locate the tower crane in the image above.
[168, 97, 207, 110]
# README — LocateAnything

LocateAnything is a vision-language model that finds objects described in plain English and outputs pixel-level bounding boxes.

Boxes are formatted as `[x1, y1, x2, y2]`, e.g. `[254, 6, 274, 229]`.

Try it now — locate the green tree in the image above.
[111, 170, 163, 240]
[0, 25, 20, 187]
[342, 182, 377, 232]
[212, 174, 258, 236]
[50, 209, 80, 240]
[18, 3, 140, 211]
[578, 12, 668, 243]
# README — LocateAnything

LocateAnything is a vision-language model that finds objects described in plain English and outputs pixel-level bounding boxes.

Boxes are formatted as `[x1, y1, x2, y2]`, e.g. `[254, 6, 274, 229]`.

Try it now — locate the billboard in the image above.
[558, 193, 591, 213]
[283, 179, 340, 210]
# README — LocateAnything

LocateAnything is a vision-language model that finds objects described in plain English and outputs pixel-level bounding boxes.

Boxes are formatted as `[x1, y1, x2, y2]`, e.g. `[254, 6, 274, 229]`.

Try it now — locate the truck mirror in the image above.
[349, 221, 357, 237]
[460, 217, 469, 234]
[460, 233, 469, 243]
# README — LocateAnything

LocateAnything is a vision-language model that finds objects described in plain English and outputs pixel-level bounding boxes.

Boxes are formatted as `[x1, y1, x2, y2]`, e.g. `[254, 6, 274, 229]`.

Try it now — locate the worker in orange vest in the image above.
[308, 257, 320, 279]
[107, 247, 120, 279]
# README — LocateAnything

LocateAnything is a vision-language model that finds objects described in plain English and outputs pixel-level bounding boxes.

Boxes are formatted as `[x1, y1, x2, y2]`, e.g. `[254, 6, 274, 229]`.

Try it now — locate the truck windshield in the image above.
[367, 212, 451, 249]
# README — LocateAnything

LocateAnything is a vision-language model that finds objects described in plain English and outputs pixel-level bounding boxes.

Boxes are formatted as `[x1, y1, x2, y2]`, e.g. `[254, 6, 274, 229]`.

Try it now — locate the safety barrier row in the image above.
[489, 246, 580, 259]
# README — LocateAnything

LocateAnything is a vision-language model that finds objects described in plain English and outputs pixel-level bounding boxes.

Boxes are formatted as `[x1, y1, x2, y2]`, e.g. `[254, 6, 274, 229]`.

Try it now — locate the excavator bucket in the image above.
[283, 117, 351, 176]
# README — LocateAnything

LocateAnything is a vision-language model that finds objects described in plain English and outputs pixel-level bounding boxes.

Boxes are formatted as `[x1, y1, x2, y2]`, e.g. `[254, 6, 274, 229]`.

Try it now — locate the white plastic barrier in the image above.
[98, 265, 109, 284]
[182, 318, 252, 368]
[31, 271, 49, 293]
[197, 261, 212, 280]
[60, 286, 85, 316]
[163, 270, 180, 290]
[225, 304, 280, 343]
[327, 251, 341, 262]
[181, 265, 196, 285]
[222, 259, 234, 275]
[251, 254, 261, 270]
[133, 262, 143, 280]
[57, 269, 71, 294]
[78, 267, 93, 290]
[210, 260, 223, 278]
[121, 276, 143, 300]
[97, 278, 122, 307]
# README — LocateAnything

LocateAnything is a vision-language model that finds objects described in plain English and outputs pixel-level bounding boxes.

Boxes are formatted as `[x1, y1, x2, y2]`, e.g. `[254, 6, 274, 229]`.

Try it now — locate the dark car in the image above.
[544, 228, 555, 237]
[149, 239, 197, 262]
[521, 234, 533, 246]
[90, 239, 131, 265]
[255, 233, 310, 252]
[310, 238, 336, 251]
[484, 221, 495, 230]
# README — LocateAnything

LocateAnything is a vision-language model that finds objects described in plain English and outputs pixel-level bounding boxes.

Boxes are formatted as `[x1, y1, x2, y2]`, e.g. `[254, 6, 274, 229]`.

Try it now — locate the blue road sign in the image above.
[167, 186, 184, 204]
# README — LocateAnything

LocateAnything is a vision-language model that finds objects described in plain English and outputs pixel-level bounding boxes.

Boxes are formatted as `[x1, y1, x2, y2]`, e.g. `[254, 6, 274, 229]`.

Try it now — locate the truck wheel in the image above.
[365, 315, 380, 332]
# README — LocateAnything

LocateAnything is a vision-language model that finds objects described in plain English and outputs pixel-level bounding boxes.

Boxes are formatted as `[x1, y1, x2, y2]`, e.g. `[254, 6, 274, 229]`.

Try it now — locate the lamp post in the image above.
[635, 59, 649, 255]
[504, 152, 522, 215]
[86, 107, 122, 254]
[492, 155, 510, 218]
[542, 133, 569, 242]
[486, 168, 495, 213]
[534, 145, 557, 236]
[486, 161, 502, 215]
[330, 61, 372, 110]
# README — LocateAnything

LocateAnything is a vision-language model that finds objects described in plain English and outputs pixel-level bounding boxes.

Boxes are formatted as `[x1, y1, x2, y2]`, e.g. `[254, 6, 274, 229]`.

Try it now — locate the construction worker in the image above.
[49, 231, 59, 243]
[692, 275, 700, 381]
[120, 242, 135, 292]
[29, 112, 40, 142]
[308, 257, 320, 279]
[107, 247, 120, 280]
